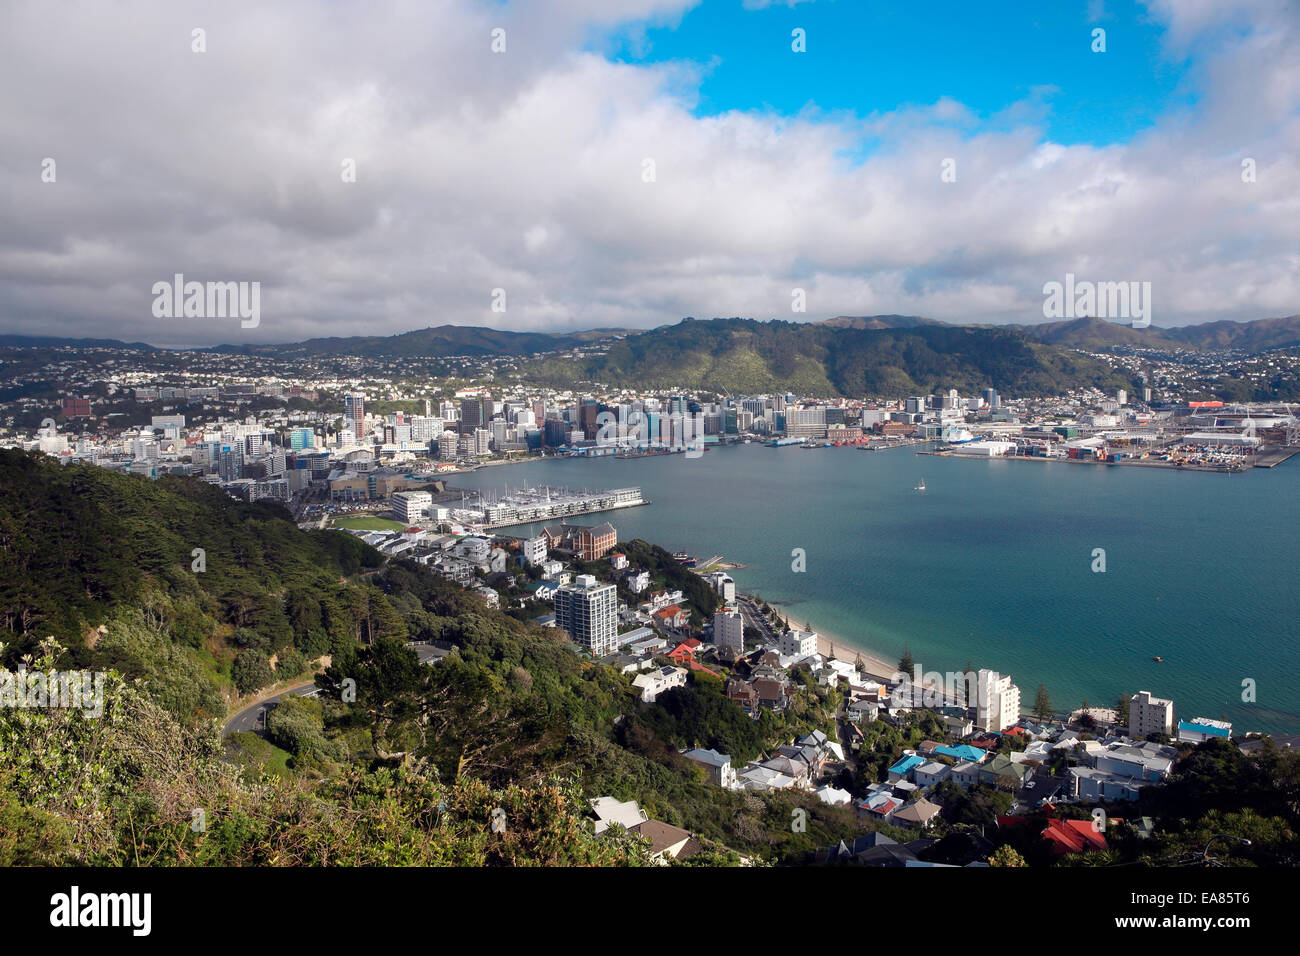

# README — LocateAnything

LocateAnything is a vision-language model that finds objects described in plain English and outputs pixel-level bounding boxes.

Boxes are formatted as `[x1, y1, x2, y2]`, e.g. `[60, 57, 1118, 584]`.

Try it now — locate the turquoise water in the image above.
[449, 445, 1300, 733]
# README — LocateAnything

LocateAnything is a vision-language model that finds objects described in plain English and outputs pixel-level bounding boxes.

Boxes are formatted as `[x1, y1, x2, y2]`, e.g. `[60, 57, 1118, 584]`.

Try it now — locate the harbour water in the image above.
[449, 443, 1300, 733]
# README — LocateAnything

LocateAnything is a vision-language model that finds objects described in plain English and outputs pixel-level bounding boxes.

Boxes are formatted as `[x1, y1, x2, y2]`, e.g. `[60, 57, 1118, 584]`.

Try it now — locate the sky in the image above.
[0, 0, 1297, 347]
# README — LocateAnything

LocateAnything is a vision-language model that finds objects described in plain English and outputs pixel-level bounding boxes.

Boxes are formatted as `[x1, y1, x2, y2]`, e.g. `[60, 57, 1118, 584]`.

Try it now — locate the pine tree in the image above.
[1034, 684, 1052, 722]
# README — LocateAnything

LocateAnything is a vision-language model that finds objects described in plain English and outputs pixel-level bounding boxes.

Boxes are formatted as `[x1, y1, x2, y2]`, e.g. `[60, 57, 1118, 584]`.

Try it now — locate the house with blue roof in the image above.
[887, 754, 926, 783]
[935, 744, 986, 763]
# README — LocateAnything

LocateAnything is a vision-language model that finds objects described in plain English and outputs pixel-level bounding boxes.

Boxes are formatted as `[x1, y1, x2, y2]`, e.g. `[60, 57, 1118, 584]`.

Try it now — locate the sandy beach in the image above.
[814, 631, 901, 684]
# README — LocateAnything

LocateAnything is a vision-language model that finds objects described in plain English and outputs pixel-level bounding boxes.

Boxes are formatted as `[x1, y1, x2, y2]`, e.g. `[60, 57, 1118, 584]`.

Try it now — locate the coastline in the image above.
[759, 597, 899, 683]
[813, 628, 900, 684]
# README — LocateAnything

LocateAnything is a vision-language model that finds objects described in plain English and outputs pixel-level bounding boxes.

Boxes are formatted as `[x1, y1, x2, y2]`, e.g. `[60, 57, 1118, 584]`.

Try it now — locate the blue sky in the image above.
[600, 0, 1193, 147]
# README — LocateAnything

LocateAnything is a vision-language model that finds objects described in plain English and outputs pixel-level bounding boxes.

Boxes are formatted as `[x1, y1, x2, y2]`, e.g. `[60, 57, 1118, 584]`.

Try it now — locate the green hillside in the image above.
[525, 317, 1134, 397]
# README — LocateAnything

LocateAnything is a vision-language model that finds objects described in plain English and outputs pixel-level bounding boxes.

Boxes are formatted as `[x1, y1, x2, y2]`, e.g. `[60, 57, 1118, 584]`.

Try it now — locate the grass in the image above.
[330, 515, 406, 531]
[225, 732, 294, 780]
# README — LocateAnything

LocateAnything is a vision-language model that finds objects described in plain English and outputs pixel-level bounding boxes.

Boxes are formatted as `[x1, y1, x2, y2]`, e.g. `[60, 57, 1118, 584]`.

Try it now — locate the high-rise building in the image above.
[983, 388, 1000, 410]
[218, 445, 244, 482]
[554, 575, 618, 658]
[459, 396, 487, 434]
[542, 418, 568, 448]
[975, 670, 1021, 732]
[579, 400, 600, 441]
[437, 431, 458, 460]
[714, 608, 744, 659]
[288, 427, 314, 451]
[344, 393, 366, 440]
[1130, 691, 1174, 739]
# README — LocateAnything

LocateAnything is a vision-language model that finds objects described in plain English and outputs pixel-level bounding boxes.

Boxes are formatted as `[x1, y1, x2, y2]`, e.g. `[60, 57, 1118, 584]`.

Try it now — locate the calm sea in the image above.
[447, 443, 1300, 733]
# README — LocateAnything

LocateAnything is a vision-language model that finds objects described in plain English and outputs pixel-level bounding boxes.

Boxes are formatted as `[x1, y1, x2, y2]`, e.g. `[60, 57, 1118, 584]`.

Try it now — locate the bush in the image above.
[232, 649, 274, 695]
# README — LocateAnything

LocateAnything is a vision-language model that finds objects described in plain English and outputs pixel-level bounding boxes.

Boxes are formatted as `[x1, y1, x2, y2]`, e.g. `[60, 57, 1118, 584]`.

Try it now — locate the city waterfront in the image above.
[450, 442, 1300, 734]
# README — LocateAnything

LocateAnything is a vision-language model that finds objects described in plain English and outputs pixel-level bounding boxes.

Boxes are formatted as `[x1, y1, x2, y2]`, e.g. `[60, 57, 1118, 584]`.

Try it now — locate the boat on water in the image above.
[1152, 656, 1164, 663]
[914, 477, 926, 492]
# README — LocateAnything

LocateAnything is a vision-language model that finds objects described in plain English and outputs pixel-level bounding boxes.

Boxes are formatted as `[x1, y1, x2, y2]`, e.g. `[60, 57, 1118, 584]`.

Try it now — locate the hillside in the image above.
[211, 324, 626, 359]
[524, 317, 1134, 397]
[1005, 315, 1300, 353]
[0, 451, 863, 864]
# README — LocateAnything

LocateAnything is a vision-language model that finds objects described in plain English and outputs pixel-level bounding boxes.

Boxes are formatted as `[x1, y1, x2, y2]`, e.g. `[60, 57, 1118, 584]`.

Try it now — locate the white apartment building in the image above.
[391, 491, 432, 523]
[1130, 690, 1174, 739]
[437, 431, 459, 460]
[521, 535, 548, 567]
[714, 608, 745, 658]
[779, 630, 818, 659]
[554, 574, 618, 658]
[975, 669, 1021, 732]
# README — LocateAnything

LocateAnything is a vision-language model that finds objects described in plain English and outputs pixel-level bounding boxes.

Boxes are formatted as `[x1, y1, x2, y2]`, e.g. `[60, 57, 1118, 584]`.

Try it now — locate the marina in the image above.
[447, 484, 649, 529]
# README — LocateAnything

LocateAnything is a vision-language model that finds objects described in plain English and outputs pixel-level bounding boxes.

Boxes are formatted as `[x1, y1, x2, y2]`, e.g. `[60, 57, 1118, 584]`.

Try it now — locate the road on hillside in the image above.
[222, 644, 449, 737]
[223, 682, 319, 736]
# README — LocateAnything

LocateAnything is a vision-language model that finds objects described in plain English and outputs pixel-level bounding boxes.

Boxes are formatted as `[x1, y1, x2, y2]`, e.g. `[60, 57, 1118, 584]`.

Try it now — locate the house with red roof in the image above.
[655, 605, 690, 629]
[667, 638, 701, 664]
[1041, 818, 1109, 855]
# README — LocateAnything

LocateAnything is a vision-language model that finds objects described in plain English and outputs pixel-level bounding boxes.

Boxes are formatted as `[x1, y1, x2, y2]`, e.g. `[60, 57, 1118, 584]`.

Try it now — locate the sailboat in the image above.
[914, 477, 926, 492]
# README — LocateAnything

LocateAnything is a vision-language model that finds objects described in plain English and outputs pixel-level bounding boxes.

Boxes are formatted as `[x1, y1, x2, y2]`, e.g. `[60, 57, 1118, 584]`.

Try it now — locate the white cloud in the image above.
[0, 0, 1296, 346]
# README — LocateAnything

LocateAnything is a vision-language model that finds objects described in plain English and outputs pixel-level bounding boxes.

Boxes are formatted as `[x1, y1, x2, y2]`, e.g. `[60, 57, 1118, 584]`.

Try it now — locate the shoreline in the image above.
[756, 596, 899, 683]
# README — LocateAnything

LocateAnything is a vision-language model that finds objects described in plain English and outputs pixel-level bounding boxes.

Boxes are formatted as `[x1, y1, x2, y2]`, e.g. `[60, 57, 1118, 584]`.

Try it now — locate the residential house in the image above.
[654, 604, 691, 629]
[1041, 817, 1108, 855]
[631, 665, 687, 703]
[1070, 766, 1148, 802]
[857, 790, 902, 823]
[892, 797, 942, 830]
[887, 754, 926, 783]
[726, 678, 759, 717]
[629, 820, 699, 863]
[979, 754, 1029, 791]
[589, 796, 648, 835]
[914, 761, 952, 788]
[682, 748, 737, 789]
[951, 760, 983, 789]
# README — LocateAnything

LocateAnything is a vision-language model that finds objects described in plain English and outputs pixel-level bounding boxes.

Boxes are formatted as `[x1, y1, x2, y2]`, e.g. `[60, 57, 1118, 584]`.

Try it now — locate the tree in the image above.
[989, 844, 1026, 867]
[1116, 693, 1131, 729]
[898, 644, 914, 678]
[232, 649, 275, 695]
[1033, 684, 1052, 722]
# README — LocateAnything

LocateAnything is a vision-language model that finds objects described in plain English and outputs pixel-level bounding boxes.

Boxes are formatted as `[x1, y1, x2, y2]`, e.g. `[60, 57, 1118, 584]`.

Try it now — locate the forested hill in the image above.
[0, 449, 380, 658]
[523, 318, 1134, 397]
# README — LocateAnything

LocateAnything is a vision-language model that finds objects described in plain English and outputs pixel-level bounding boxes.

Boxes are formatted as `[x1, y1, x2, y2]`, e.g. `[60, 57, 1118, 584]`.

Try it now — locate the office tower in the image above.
[344, 393, 365, 439]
